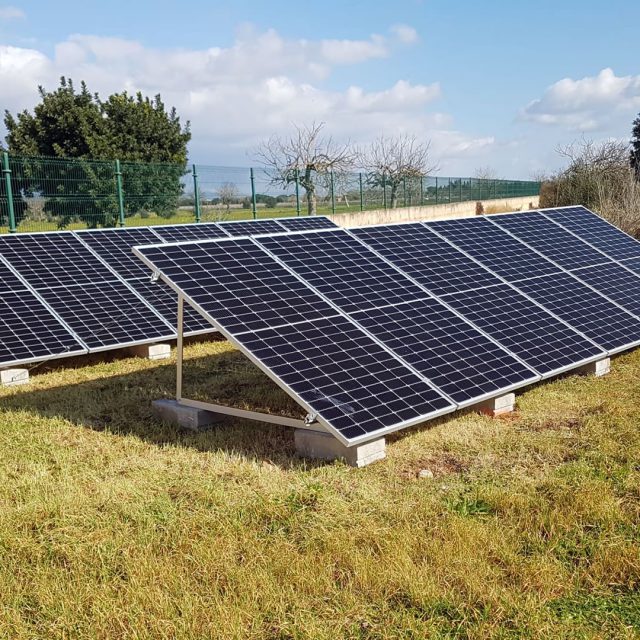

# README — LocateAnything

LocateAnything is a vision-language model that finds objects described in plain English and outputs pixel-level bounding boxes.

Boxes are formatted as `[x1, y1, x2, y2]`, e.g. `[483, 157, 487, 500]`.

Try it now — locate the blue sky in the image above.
[1, 0, 639, 177]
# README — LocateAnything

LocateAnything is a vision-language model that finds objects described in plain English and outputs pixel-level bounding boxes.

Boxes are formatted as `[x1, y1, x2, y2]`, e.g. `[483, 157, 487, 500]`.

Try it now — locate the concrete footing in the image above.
[577, 357, 610, 377]
[0, 368, 29, 387]
[473, 392, 516, 417]
[151, 399, 222, 431]
[128, 343, 171, 360]
[294, 428, 386, 467]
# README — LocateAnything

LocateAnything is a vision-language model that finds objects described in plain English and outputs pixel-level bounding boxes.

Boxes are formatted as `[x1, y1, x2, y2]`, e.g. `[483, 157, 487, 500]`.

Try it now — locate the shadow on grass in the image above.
[0, 348, 335, 470]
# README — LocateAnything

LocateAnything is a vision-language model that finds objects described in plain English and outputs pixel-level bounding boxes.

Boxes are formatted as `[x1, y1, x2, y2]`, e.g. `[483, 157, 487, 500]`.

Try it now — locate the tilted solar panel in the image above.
[514, 273, 640, 353]
[428, 217, 562, 282]
[570, 263, 640, 317]
[217, 219, 286, 236]
[151, 223, 229, 243]
[134, 238, 454, 444]
[350, 298, 537, 404]
[351, 223, 502, 296]
[445, 284, 604, 375]
[489, 211, 611, 270]
[542, 206, 640, 261]
[0, 258, 86, 366]
[276, 216, 338, 231]
[257, 230, 429, 313]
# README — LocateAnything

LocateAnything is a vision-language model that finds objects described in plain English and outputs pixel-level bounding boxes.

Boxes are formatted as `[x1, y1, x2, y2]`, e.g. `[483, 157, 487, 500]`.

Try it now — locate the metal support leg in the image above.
[176, 294, 184, 401]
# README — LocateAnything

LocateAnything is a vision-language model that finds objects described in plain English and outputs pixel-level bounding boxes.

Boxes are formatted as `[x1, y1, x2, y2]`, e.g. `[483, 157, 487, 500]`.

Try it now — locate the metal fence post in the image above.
[359, 172, 364, 211]
[192, 164, 202, 222]
[330, 170, 336, 215]
[448, 179, 452, 203]
[2, 151, 17, 233]
[294, 169, 301, 216]
[402, 177, 407, 206]
[459, 179, 463, 202]
[435, 177, 439, 206]
[250, 167, 257, 219]
[115, 159, 125, 227]
[419, 176, 424, 205]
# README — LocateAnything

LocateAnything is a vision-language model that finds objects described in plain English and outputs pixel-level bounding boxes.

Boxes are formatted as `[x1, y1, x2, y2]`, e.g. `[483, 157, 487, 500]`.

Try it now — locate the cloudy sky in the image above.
[1, 0, 639, 178]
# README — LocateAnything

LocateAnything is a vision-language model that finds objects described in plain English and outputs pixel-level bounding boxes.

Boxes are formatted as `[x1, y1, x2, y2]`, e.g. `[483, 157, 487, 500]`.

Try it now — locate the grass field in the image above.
[0, 337, 638, 639]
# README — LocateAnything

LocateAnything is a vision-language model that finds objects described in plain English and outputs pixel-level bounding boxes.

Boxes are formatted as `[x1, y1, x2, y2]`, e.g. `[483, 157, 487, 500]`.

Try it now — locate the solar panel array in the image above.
[0, 217, 338, 366]
[135, 205, 640, 446]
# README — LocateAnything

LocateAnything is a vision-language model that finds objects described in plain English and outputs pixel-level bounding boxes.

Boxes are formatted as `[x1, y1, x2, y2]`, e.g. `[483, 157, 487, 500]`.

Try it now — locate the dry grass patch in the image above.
[0, 339, 639, 638]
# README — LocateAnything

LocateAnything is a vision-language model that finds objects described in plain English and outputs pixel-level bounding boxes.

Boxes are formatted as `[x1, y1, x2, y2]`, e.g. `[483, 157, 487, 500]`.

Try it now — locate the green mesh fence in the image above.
[0, 153, 541, 233]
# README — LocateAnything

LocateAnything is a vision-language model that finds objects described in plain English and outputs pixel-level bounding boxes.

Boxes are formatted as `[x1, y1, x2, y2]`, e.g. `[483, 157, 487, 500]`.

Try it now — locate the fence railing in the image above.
[0, 152, 541, 233]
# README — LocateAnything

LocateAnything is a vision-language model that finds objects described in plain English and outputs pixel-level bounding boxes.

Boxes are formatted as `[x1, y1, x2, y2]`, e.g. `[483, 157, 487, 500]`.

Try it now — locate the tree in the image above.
[256, 122, 354, 216]
[358, 134, 437, 209]
[631, 112, 640, 179]
[216, 182, 238, 220]
[3, 77, 191, 227]
[474, 166, 500, 181]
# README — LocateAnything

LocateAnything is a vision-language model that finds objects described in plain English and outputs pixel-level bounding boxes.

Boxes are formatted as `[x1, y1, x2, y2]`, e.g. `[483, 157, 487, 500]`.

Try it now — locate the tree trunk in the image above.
[306, 187, 317, 216]
[390, 183, 399, 209]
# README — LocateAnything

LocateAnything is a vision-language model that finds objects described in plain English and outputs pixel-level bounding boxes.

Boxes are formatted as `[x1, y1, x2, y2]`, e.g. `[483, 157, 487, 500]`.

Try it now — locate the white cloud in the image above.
[0, 29, 491, 169]
[0, 5, 24, 20]
[390, 24, 419, 45]
[521, 68, 640, 131]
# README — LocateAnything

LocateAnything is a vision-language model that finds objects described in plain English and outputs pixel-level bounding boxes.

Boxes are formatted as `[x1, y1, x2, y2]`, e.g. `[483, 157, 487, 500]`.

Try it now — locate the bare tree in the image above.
[358, 134, 438, 209]
[474, 166, 501, 181]
[255, 122, 355, 215]
[216, 182, 238, 220]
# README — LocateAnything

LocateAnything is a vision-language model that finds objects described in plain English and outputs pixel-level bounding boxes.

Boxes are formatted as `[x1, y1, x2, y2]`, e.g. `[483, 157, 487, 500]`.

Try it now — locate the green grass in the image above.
[0, 338, 639, 638]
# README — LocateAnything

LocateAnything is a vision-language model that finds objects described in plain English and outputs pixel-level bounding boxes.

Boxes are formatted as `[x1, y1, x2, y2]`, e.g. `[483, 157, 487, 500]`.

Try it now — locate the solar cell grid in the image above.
[134, 239, 337, 334]
[351, 298, 537, 404]
[41, 281, 174, 349]
[236, 315, 453, 442]
[77, 227, 163, 279]
[127, 278, 213, 333]
[445, 283, 604, 375]
[0, 259, 26, 293]
[277, 216, 338, 231]
[0, 290, 86, 366]
[0, 233, 115, 289]
[620, 257, 640, 276]
[352, 223, 502, 295]
[152, 223, 229, 242]
[428, 217, 562, 282]
[542, 206, 640, 261]
[257, 230, 429, 313]
[515, 272, 640, 352]
[218, 219, 286, 236]
[489, 212, 611, 270]
[570, 263, 640, 317]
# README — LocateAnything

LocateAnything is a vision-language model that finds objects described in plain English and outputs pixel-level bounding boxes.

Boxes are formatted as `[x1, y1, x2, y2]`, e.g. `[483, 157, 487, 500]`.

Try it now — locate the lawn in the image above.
[0, 337, 638, 639]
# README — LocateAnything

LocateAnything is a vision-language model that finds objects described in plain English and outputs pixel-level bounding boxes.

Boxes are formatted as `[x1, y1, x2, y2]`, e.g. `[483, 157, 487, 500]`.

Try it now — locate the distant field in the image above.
[1, 338, 638, 638]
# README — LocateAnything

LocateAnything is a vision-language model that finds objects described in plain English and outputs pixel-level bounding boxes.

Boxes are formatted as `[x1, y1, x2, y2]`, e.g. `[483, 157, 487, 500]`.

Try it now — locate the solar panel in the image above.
[134, 238, 337, 334]
[542, 206, 640, 261]
[41, 281, 174, 350]
[257, 230, 429, 313]
[514, 272, 640, 352]
[351, 298, 537, 404]
[570, 263, 640, 317]
[218, 219, 286, 236]
[489, 211, 611, 270]
[352, 223, 502, 295]
[276, 216, 339, 231]
[134, 239, 454, 443]
[0, 232, 174, 352]
[127, 278, 213, 333]
[0, 233, 115, 289]
[151, 223, 229, 243]
[619, 257, 640, 276]
[76, 227, 163, 279]
[236, 316, 453, 442]
[428, 217, 562, 282]
[0, 259, 86, 367]
[445, 283, 604, 375]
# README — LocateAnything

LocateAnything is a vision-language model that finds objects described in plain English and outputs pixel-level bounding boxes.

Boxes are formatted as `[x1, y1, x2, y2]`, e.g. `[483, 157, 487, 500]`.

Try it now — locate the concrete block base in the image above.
[128, 343, 171, 360]
[152, 399, 222, 431]
[473, 392, 515, 417]
[576, 357, 610, 377]
[1, 368, 29, 387]
[294, 428, 386, 467]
